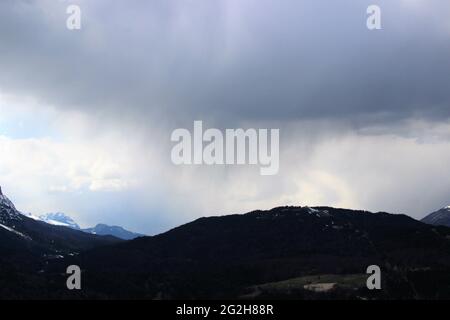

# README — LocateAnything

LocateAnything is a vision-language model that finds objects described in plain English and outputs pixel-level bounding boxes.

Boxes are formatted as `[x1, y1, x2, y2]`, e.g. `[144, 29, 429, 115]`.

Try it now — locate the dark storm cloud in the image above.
[0, 0, 449, 126]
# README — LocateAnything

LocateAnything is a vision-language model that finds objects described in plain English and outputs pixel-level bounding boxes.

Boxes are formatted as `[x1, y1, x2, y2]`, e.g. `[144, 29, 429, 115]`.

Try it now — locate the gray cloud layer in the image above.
[1, 0, 449, 126]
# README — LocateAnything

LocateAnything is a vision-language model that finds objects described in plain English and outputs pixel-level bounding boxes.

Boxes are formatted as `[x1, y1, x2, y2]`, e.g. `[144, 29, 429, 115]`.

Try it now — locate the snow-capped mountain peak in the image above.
[0, 186, 22, 223]
[0, 186, 17, 211]
[38, 212, 81, 229]
[421, 205, 450, 227]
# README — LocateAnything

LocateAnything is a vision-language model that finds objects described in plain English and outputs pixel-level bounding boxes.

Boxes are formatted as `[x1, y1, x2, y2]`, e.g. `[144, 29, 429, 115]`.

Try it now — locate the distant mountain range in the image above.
[25, 211, 144, 240]
[83, 223, 144, 240]
[3, 185, 450, 299]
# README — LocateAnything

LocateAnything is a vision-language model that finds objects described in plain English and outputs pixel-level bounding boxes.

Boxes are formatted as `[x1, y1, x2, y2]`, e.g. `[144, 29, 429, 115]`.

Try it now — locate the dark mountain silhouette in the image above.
[422, 206, 450, 227]
[4, 184, 450, 299]
[48, 206, 450, 300]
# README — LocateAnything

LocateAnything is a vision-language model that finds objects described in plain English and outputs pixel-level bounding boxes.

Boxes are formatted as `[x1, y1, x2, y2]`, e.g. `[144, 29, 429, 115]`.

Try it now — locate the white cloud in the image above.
[1, 104, 450, 231]
[0, 133, 136, 198]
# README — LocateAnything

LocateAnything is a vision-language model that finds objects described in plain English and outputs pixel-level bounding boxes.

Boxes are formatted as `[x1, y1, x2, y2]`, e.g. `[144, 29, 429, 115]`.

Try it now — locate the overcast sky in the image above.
[1, 0, 450, 234]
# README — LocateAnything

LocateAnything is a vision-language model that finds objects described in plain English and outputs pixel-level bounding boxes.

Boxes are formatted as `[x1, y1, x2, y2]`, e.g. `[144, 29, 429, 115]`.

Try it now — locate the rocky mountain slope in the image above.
[422, 206, 450, 227]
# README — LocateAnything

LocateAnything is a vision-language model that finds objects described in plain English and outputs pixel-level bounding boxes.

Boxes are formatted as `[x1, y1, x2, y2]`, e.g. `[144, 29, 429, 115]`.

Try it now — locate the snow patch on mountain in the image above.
[306, 206, 331, 217]
[0, 223, 32, 240]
